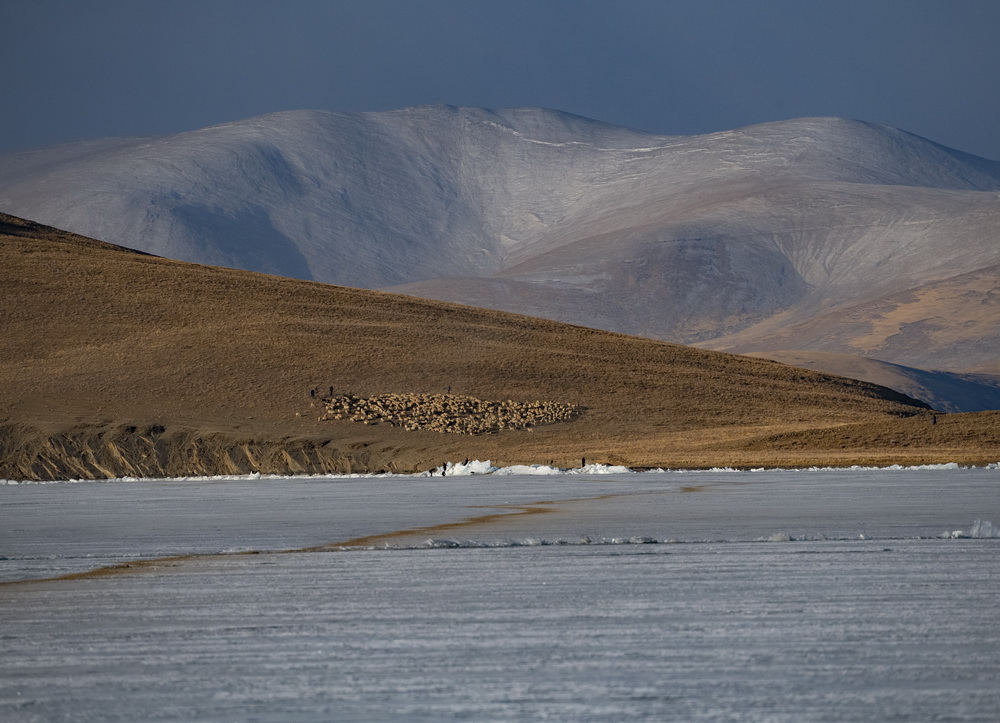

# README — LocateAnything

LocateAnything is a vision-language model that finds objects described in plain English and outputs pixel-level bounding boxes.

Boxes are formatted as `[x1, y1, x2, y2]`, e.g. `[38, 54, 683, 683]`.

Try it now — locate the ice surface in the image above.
[1, 473, 684, 581]
[2, 468, 999, 720]
[2, 467, 998, 581]
[1, 540, 998, 721]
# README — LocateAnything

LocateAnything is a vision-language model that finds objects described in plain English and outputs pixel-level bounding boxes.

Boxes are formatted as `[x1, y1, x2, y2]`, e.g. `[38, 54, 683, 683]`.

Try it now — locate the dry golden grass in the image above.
[2, 212, 997, 479]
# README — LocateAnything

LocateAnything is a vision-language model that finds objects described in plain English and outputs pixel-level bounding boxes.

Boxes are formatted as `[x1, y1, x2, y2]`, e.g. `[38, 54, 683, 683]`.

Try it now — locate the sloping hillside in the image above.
[744, 351, 1000, 414]
[6, 214, 995, 480]
[2, 108, 998, 380]
[703, 264, 1000, 370]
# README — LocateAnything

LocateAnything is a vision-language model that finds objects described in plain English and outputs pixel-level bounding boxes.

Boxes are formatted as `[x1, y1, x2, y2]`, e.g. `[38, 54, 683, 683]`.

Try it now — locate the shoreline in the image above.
[3, 411, 999, 483]
[4, 458, 997, 485]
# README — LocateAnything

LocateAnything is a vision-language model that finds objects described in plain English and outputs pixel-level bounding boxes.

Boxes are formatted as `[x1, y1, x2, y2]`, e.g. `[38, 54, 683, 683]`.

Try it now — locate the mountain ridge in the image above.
[2, 106, 997, 392]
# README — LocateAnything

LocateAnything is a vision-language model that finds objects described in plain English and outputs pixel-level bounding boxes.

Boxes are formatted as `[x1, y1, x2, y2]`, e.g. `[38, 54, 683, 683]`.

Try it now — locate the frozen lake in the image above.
[2, 466, 999, 720]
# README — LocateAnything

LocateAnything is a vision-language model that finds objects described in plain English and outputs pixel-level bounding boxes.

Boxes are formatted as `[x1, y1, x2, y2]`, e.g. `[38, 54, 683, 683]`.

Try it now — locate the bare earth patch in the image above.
[320, 393, 581, 435]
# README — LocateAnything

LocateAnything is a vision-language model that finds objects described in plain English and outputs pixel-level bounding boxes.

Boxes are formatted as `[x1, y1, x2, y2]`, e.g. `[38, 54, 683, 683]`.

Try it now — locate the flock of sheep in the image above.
[320, 392, 580, 435]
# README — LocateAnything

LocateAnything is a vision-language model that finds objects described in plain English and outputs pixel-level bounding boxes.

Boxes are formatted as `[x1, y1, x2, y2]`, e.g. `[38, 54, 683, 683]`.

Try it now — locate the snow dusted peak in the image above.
[727, 116, 1000, 190]
[104, 107, 999, 192]
[348, 104, 661, 151]
[484, 106, 665, 146]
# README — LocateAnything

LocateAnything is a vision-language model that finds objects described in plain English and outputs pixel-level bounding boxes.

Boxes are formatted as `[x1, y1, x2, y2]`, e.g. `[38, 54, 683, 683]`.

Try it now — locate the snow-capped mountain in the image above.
[2, 106, 998, 376]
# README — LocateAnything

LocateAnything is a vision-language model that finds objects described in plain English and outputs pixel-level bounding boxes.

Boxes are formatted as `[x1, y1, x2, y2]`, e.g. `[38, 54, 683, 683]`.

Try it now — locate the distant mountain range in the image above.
[2, 106, 998, 409]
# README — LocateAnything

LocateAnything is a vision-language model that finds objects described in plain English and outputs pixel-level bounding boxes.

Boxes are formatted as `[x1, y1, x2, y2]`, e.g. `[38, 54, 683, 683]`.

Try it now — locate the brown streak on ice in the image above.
[0, 491, 634, 587]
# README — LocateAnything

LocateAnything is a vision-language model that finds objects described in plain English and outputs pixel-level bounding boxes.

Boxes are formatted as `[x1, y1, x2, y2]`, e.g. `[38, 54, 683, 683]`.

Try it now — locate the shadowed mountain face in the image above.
[2, 107, 998, 384]
[744, 351, 1000, 415]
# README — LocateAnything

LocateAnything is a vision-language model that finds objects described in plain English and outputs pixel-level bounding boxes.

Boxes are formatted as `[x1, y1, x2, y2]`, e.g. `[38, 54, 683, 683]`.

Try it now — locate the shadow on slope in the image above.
[747, 351, 1000, 413]
[173, 203, 312, 279]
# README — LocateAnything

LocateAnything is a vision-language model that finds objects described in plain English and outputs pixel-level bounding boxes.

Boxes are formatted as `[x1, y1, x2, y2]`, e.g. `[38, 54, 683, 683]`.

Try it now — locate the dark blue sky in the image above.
[3, 0, 998, 159]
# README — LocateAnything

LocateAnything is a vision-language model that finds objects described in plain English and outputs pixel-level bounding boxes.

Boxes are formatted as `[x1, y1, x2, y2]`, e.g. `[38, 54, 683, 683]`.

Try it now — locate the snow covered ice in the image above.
[429, 459, 632, 476]
[1, 466, 999, 720]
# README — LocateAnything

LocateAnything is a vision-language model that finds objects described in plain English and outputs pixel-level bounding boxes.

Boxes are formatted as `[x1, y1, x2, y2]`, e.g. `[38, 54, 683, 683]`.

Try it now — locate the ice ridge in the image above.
[940, 519, 1000, 539]
[3, 460, 997, 484]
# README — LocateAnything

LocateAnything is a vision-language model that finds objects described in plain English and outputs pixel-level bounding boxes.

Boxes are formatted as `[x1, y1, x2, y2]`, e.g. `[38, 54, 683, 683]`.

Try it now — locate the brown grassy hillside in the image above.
[2, 213, 996, 479]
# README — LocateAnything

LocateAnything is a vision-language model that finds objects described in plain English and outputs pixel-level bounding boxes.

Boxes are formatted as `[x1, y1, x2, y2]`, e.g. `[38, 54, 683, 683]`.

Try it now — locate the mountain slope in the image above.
[745, 351, 1000, 414]
[702, 264, 1000, 368]
[2, 108, 998, 377]
[7, 213, 997, 481]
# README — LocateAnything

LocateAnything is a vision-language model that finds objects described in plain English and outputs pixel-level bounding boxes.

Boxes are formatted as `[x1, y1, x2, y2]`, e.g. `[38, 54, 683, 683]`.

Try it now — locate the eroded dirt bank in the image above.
[0, 423, 423, 481]
[4, 411, 1000, 481]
